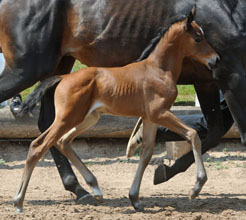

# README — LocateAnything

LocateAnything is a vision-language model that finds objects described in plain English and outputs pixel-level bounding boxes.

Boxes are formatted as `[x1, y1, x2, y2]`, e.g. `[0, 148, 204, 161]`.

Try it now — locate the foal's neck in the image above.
[147, 23, 186, 82]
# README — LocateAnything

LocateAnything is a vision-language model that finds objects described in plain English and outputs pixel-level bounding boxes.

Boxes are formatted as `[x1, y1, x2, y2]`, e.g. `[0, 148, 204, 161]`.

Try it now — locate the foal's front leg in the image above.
[129, 120, 158, 212]
[152, 110, 207, 199]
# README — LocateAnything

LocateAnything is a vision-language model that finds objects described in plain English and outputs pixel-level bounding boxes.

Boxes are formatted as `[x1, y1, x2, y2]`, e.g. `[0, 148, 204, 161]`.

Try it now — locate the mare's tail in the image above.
[17, 75, 62, 117]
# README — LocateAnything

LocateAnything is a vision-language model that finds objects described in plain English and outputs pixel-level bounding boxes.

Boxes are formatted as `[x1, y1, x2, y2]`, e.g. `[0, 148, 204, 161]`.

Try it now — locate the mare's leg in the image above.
[152, 110, 207, 199]
[38, 56, 92, 203]
[154, 83, 233, 184]
[126, 117, 143, 158]
[129, 120, 157, 212]
[0, 64, 41, 103]
[56, 111, 103, 202]
[214, 54, 246, 144]
[196, 83, 230, 148]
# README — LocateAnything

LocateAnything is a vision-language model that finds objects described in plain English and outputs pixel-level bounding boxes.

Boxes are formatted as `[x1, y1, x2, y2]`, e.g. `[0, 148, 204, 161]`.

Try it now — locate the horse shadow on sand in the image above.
[1, 192, 246, 214]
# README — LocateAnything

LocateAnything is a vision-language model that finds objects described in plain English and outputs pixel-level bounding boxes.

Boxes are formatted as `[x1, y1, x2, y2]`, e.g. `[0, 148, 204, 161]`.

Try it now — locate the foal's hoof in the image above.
[76, 194, 98, 205]
[15, 207, 24, 214]
[189, 189, 199, 201]
[13, 197, 24, 213]
[94, 195, 104, 203]
[133, 202, 144, 212]
[189, 177, 207, 200]
[154, 164, 168, 185]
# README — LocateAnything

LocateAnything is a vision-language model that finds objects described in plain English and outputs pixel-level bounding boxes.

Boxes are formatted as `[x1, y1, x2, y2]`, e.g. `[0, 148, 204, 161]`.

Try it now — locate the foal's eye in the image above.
[194, 36, 202, 43]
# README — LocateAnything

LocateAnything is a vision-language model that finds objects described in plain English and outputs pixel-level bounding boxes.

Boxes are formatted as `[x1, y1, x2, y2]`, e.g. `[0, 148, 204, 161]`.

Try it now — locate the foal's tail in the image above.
[17, 75, 62, 117]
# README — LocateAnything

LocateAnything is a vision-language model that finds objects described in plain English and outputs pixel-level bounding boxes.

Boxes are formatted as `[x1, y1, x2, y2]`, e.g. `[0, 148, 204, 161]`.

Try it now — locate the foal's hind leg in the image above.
[13, 127, 54, 213]
[151, 110, 207, 199]
[56, 111, 103, 202]
[14, 119, 82, 212]
[38, 57, 92, 204]
[129, 119, 158, 212]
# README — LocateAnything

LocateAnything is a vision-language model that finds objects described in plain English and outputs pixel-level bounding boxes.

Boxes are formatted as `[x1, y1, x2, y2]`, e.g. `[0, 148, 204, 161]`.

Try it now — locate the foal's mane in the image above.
[136, 14, 187, 62]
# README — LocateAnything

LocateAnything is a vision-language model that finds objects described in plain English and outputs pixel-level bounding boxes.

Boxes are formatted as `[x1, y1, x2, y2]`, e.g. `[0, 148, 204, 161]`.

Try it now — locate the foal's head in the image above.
[137, 6, 219, 70]
[179, 6, 219, 70]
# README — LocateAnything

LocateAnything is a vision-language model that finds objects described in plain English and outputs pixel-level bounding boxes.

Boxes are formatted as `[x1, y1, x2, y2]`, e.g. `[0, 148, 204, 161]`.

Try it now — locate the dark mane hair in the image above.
[136, 14, 188, 62]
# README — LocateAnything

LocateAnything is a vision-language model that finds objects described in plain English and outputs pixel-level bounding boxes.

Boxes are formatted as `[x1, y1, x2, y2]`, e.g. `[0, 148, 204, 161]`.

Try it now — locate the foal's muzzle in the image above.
[207, 55, 220, 70]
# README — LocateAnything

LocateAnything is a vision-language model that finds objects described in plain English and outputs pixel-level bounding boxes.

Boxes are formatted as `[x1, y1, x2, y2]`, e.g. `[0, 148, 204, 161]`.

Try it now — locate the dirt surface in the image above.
[0, 139, 246, 220]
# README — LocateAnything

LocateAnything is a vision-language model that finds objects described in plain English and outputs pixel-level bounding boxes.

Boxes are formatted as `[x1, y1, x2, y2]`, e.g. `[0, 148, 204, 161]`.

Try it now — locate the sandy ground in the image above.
[0, 138, 246, 220]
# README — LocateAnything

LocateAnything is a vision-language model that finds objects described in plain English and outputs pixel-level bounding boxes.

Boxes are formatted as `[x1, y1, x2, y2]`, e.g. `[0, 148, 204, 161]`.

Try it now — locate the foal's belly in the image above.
[89, 98, 146, 118]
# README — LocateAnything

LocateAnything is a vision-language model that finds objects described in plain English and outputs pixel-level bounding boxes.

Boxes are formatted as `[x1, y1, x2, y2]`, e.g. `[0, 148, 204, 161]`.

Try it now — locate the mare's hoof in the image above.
[76, 194, 98, 205]
[154, 164, 168, 185]
[10, 95, 22, 116]
[94, 195, 104, 203]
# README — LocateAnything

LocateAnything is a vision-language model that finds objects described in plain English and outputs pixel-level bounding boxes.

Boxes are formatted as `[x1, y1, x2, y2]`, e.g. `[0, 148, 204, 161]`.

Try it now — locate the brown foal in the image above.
[14, 8, 219, 212]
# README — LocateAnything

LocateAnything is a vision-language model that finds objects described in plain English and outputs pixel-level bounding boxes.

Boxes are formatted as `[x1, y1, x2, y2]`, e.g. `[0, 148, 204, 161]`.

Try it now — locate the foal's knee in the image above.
[56, 137, 73, 155]
[187, 129, 201, 149]
[26, 141, 43, 164]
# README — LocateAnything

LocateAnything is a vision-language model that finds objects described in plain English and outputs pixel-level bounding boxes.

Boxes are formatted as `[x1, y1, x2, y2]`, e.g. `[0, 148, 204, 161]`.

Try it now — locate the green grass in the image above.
[73, 60, 87, 72]
[21, 84, 37, 101]
[206, 161, 229, 170]
[175, 85, 195, 106]
[21, 61, 196, 105]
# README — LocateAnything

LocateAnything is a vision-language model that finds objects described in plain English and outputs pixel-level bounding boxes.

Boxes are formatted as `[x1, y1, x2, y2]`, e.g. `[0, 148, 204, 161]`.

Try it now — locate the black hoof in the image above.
[154, 164, 168, 185]
[129, 193, 144, 212]
[10, 95, 22, 116]
[133, 202, 144, 212]
[189, 189, 199, 200]
[76, 194, 98, 205]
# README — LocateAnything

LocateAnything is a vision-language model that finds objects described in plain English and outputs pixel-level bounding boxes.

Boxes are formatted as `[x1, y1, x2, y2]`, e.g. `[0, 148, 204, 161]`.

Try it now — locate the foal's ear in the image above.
[186, 5, 196, 28]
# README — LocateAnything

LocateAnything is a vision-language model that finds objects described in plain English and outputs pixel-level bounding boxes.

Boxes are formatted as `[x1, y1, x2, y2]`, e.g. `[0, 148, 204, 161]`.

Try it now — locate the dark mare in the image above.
[0, 0, 245, 204]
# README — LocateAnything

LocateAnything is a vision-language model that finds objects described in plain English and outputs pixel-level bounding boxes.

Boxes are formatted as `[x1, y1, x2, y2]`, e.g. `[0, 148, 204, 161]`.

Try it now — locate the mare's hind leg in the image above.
[126, 118, 143, 158]
[56, 111, 103, 202]
[38, 56, 93, 204]
[152, 110, 207, 199]
[129, 119, 158, 212]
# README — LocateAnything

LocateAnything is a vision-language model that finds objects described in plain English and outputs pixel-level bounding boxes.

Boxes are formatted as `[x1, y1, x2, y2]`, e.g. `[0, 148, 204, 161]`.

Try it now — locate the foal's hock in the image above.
[14, 7, 219, 212]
